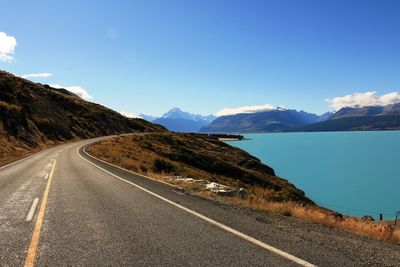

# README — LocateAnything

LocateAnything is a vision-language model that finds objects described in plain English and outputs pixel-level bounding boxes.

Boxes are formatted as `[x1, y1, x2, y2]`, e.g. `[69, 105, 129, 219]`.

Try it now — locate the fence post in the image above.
[379, 213, 383, 221]
[395, 211, 399, 227]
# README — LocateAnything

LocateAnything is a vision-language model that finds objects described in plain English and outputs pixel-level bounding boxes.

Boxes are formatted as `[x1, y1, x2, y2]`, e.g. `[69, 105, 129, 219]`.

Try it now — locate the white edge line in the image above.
[77, 144, 316, 267]
[26, 198, 39, 222]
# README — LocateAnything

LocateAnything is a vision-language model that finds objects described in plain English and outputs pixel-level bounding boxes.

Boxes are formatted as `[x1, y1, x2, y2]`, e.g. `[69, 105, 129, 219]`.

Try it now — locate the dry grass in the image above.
[394, 228, 400, 242]
[0, 70, 165, 163]
[88, 133, 400, 245]
[88, 133, 312, 204]
[229, 193, 400, 244]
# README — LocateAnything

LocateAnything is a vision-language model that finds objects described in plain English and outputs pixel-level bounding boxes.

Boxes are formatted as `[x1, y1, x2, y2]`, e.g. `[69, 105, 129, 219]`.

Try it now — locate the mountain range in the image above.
[138, 113, 158, 122]
[140, 103, 400, 133]
[5, 66, 398, 154]
[201, 104, 400, 133]
[142, 108, 216, 132]
[293, 103, 400, 132]
[200, 109, 332, 133]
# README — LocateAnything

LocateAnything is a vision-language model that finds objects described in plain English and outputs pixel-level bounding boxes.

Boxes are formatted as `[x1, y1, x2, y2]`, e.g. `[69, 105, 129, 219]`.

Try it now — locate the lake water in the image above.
[226, 131, 400, 220]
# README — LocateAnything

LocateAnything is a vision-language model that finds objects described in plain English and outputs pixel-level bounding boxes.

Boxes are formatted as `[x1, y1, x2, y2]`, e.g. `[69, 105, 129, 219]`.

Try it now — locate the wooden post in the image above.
[379, 213, 383, 221]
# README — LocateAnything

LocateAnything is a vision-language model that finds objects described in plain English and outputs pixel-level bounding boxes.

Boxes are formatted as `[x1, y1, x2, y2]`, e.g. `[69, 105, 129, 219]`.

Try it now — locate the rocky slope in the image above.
[0, 71, 166, 164]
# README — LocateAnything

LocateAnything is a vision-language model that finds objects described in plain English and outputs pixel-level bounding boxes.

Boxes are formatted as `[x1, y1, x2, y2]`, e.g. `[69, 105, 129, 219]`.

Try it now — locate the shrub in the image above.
[153, 158, 175, 173]
[140, 165, 148, 172]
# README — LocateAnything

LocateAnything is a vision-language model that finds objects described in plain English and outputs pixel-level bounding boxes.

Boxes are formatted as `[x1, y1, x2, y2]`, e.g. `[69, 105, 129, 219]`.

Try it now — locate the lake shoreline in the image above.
[225, 131, 400, 221]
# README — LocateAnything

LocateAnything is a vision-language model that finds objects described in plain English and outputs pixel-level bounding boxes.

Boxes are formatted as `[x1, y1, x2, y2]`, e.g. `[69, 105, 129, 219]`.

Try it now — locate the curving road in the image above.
[0, 137, 399, 266]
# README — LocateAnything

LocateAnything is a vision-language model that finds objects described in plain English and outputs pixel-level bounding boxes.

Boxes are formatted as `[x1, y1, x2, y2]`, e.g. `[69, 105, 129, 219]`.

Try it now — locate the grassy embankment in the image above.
[87, 133, 400, 244]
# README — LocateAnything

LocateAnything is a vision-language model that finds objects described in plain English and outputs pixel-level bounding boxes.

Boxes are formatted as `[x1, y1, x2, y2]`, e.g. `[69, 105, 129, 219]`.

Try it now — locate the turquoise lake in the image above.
[226, 131, 400, 220]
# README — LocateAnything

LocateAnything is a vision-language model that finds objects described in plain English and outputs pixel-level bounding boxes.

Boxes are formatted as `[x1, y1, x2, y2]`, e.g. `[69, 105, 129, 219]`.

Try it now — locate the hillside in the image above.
[292, 116, 400, 132]
[88, 133, 312, 204]
[330, 103, 400, 119]
[200, 109, 323, 133]
[294, 104, 400, 132]
[0, 71, 166, 164]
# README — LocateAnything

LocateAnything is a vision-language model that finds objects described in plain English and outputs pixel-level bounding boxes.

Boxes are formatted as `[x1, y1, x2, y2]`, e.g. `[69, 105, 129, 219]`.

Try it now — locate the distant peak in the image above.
[160, 107, 216, 122]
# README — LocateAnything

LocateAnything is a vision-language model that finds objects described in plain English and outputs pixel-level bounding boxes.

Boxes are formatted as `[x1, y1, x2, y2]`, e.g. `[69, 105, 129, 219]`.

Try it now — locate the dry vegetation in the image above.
[0, 70, 165, 165]
[87, 132, 311, 203]
[229, 195, 400, 244]
[88, 133, 400, 244]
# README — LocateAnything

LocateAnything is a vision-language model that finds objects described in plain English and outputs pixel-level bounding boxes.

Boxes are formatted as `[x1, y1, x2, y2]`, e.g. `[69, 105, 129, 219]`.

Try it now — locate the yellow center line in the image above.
[24, 159, 57, 267]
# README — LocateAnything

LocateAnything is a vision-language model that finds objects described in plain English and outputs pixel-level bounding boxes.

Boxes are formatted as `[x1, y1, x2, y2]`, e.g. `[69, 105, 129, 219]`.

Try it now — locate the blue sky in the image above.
[1, 0, 400, 116]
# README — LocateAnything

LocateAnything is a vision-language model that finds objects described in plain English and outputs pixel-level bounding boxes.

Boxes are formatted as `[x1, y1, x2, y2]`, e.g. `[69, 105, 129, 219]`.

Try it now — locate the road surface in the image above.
[0, 137, 399, 266]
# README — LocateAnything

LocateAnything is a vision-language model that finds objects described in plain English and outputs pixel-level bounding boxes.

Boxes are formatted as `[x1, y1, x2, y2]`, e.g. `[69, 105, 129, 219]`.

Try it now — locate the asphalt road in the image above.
[0, 137, 399, 266]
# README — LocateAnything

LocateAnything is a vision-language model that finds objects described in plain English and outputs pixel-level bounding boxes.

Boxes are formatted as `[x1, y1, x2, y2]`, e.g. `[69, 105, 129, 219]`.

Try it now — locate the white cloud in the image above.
[120, 111, 140, 118]
[215, 104, 284, 116]
[50, 83, 92, 101]
[21, 73, 53, 79]
[0, 32, 17, 62]
[326, 91, 400, 111]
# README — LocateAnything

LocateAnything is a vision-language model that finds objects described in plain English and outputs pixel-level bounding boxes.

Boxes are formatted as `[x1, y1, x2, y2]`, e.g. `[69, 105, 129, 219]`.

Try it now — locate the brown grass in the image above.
[394, 228, 400, 242]
[88, 133, 312, 204]
[229, 193, 400, 244]
[0, 70, 166, 163]
[87, 133, 400, 244]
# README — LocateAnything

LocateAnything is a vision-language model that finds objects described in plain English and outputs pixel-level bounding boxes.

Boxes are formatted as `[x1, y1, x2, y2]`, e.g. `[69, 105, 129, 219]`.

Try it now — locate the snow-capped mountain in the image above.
[152, 108, 216, 132]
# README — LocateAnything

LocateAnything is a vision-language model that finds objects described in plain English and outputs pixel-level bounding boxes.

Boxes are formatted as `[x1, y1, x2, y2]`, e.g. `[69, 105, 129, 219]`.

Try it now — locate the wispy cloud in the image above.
[0, 32, 17, 62]
[21, 73, 53, 79]
[326, 91, 400, 111]
[50, 83, 92, 101]
[215, 104, 283, 116]
[120, 111, 140, 118]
